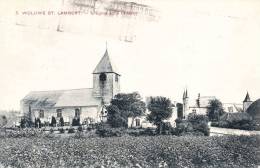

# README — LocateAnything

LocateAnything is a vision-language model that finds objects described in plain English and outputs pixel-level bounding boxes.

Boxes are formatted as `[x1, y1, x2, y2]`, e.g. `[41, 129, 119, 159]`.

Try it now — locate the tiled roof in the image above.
[22, 88, 101, 108]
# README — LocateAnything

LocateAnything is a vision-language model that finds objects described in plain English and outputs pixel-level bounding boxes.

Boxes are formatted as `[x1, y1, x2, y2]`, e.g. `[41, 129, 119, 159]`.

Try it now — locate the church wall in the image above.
[25, 106, 101, 125]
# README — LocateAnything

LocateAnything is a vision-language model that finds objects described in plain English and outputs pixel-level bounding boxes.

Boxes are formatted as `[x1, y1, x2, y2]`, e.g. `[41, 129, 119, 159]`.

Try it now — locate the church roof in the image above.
[22, 88, 101, 108]
[93, 49, 119, 75]
[243, 92, 251, 102]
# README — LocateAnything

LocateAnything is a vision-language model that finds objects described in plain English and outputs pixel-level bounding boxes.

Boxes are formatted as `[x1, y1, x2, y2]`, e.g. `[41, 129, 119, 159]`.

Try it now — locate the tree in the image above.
[107, 92, 146, 128]
[207, 99, 224, 121]
[107, 105, 127, 127]
[72, 117, 80, 126]
[0, 115, 7, 128]
[34, 117, 41, 128]
[176, 103, 183, 119]
[60, 116, 64, 127]
[146, 96, 173, 134]
[50, 116, 56, 127]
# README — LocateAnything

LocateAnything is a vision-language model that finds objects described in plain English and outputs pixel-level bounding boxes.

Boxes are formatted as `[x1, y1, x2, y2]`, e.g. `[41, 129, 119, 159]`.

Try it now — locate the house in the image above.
[128, 98, 178, 128]
[20, 49, 120, 126]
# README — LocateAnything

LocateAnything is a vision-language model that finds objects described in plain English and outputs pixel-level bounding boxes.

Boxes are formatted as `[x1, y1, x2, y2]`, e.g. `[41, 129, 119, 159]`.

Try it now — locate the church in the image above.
[20, 49, 120, 126]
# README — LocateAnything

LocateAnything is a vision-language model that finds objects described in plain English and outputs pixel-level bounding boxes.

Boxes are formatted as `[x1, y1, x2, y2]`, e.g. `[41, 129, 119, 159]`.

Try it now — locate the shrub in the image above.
[58, 128, 65, 134]
[49, 128, 54, 134]
[96, 127, 125, 137]
[50, 117, 56, 127]
[174, 114, 210, 136]
[72, 118, 80, 126]
[68, 128, 75, 134]
[77, 126, 83, 132]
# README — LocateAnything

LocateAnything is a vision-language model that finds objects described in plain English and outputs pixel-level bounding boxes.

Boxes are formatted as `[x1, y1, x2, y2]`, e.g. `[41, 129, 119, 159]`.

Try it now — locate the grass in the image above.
[0, 135, 259, 168]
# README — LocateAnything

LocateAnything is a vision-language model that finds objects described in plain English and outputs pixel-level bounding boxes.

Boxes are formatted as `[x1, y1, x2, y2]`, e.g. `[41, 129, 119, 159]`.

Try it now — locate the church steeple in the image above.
[243, 92, 251, 102]
[92, 47, 121, 104]
[243, 91, 253, 112]
[93, 49, 119, 75]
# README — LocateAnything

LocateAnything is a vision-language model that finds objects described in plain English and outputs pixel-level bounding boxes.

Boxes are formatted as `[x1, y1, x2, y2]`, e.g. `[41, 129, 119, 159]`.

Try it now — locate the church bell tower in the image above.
[92, 49, 121, 105]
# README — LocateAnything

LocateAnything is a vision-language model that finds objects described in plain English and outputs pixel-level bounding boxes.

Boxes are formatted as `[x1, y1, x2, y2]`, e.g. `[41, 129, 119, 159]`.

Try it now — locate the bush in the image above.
[212, 118, 259, 131]
[68, 128, 75, 134]
[72, 118, 80, 126]
[58, 128, 65, 134]
[96, 127, 125, 137]
[77, 126, 83, 132]
[49, 128, 54, 134]
[174, 114, 210, 136]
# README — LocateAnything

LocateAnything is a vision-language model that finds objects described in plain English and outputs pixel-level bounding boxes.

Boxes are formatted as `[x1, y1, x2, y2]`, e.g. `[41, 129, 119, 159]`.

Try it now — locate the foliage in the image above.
[106, 105, 127, 128]
[0, 135, 259, 167]
[68, 128, 75, 134]
[96, 127, 125, 137]
[77, 126, 83, 132]
[34, 118, 41, 128]
[174, 113, 210, 136]
[58, 128, 65, 134]
[50, 116, 56, 127]
[211, 112, 259, 130]
[0, 128, 46, 138]
[107, 92, 146, 128]
[0, 115, 7, 128]
[60, 117, 64, 127]
[207, 99, 224, 121]
[20, 116, 33, 128]
[176, 103, 183, 118]
[72, 118, 80, 126]
[146, 96, 173, 134]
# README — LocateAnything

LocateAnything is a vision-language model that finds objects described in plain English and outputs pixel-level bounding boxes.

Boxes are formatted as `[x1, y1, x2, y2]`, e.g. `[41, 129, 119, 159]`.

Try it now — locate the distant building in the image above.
[21, 49, 120, 126]
[128, 97, 178, 128]
[243, 92, 253, 112]
[182, 90, 216, 117]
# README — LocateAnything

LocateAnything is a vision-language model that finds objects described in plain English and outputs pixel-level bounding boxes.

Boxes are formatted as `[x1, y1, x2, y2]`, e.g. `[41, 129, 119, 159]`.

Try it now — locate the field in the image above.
[0, 135, 259, 168]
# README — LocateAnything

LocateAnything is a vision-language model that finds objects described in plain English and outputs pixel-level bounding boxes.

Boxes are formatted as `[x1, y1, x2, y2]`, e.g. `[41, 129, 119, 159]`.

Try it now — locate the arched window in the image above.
[75, 108, 80, 118]
[99, 73, 107, 82]
[56, 109, 62, 118]
[39, 110, 44, 118]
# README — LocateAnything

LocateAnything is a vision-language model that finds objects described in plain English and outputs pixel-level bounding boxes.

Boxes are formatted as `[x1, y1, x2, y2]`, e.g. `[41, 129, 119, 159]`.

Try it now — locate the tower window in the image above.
[39, 110, 44, 118]
[115, 74, 119, 82]
[57, 109, 62, 118]
[99, 73, 107, 82]
[75, 108, 80, 118]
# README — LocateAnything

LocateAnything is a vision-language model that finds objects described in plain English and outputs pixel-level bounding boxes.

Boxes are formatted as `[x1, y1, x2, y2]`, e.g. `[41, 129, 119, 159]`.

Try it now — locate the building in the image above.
[243, 92, 253, 112]
[182, 90, 255, 119]
[128, 98, 178, 128]
[182, 90, 216, 117]
[20, 49, 120, 126]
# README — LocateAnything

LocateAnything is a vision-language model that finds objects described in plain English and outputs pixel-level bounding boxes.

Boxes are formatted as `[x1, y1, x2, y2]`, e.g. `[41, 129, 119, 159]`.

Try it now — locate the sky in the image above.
[0, 0, 260, 110]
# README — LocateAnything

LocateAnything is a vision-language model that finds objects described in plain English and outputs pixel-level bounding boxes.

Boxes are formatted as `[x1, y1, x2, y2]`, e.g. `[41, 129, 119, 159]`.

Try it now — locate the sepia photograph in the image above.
[0, 0, 260, 167]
